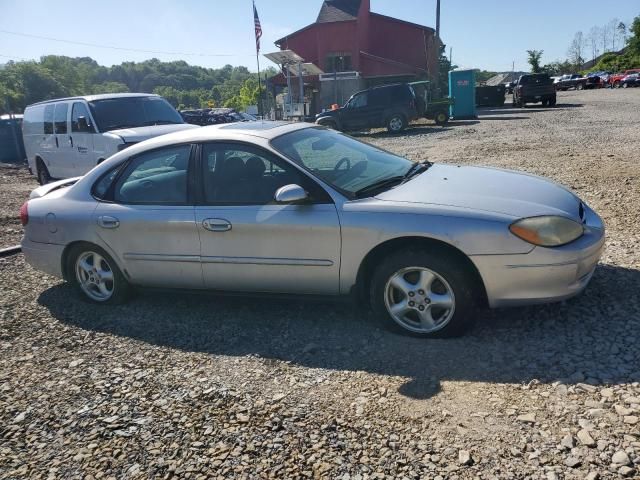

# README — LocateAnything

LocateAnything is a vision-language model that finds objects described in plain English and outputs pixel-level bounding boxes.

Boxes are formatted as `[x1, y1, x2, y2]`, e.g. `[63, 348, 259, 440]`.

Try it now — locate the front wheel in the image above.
[67, 244, 131, 304]
[549, 96, 557, 107]
[623, 83, 629, 89]
[577, 84, 584, 91]
[370, 250, 476, 338]
[386, 114, 407, 133]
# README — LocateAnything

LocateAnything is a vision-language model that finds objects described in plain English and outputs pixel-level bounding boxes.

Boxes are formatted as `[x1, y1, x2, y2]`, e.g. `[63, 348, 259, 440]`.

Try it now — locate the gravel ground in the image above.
[0, 166, 35, 248]
[1, 89, 639, 479]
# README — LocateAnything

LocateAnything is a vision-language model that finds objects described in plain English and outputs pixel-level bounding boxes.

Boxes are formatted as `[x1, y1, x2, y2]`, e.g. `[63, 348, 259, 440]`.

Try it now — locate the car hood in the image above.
[107, 123, 199, 142]
[375, 164, 582, 220]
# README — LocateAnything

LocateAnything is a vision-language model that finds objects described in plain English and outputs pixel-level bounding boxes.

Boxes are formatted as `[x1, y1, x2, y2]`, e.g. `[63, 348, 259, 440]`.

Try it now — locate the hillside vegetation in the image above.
[0, 56, 276, 114]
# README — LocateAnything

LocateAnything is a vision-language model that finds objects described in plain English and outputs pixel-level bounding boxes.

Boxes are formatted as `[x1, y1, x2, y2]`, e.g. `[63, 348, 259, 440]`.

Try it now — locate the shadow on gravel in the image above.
[39, 264, 640, 400]
[354, 120, 481, 139]
[483, 103, 584, 115]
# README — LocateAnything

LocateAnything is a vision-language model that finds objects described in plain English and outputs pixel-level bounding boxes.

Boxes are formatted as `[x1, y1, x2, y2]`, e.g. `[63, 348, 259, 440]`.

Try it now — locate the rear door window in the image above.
[113, 145, 192, 204]
[54, 103, 68, 134]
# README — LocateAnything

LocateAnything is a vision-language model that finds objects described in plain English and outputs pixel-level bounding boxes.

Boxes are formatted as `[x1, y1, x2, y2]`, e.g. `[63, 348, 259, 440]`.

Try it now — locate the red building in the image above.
[271, 0, 440, 113]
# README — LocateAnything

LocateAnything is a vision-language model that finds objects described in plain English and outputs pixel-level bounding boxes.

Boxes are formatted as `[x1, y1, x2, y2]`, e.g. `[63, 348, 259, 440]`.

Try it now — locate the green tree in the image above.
[527, 50, 544, 73]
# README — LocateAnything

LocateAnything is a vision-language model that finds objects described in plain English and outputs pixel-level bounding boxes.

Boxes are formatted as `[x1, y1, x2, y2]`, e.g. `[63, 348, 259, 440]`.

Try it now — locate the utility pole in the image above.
[434, 0, 442, 97]
[436, 0, 441, 40]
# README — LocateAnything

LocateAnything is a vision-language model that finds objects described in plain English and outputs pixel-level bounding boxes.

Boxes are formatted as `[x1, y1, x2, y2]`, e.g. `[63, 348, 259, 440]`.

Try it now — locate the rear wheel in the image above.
[370, 249, 476, 338]
[434, 110, 449, 126]
[386, 114, 407, 133]
[623, 83, 629, 89]
[549, 96, 557, 107]
[67, 244, 130, 304]
[36, 160, 52, 185]
[542, 99, 549, 107]
[577, 83, 584, 91]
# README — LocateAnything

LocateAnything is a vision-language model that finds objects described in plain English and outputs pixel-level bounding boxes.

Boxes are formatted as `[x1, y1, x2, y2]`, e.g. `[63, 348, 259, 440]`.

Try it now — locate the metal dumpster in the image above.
[0, 114, 26, 164]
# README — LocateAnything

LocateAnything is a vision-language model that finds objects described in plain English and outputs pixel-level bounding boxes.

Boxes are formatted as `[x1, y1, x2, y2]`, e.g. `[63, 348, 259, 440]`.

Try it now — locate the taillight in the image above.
[19, 202, 29, 226]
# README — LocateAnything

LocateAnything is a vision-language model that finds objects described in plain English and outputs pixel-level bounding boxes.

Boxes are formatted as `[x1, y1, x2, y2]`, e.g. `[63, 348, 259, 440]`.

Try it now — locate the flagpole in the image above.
[256, 50, 263, 118]
[253, 0, 263, 118]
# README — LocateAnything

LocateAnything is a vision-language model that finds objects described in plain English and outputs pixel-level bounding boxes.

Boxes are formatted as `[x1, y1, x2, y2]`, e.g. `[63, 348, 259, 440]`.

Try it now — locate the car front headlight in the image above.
[509, 216, 584, 247]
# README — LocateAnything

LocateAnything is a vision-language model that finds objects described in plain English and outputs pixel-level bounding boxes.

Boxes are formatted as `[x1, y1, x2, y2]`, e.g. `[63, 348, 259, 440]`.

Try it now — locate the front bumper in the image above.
[21, 238, 65, 279]
[472, 206, 605, 308]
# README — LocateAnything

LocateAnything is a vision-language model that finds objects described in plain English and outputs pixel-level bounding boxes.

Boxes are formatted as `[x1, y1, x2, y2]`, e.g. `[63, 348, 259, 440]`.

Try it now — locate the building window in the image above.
[325, 53, 352, 73]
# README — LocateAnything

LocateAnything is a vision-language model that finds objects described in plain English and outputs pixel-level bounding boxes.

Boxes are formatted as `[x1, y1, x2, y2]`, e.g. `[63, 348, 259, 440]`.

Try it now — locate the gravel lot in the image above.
[1, 89, 639, 479]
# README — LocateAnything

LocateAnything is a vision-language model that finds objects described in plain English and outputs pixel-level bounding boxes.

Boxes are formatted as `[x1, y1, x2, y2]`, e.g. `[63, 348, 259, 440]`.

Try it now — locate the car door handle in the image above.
[202, 218, 232, 232]
[97, 215, 120, 229]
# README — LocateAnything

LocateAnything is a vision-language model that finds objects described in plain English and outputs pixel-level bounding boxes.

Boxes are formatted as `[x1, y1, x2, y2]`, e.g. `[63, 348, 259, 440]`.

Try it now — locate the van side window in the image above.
[71, 102, 91, 132]
[54, 103, 68, 134]
[44, 105, 55, 135]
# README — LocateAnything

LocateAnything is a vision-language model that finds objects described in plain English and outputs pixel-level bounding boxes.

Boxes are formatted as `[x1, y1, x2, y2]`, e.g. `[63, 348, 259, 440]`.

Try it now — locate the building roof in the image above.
[316, 0, 362, 23]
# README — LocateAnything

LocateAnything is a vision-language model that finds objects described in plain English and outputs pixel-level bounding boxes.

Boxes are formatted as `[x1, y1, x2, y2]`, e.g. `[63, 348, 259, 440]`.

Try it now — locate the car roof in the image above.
[27, 93, 161, 107]
[128, 121, 313, 149]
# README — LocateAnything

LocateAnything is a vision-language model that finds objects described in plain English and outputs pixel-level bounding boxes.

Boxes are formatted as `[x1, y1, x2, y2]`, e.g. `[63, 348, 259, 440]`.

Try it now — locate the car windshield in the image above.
[88, 96, 183, 132]
[271, 127, 414, 198]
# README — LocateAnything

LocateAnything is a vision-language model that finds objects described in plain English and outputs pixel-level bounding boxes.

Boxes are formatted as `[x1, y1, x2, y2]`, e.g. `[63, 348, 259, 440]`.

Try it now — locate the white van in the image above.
[22, 93, 198, 184]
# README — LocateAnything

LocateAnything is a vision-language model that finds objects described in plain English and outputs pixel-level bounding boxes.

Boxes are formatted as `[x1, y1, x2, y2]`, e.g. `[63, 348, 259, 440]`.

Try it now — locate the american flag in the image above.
[253, 1, 262, 53]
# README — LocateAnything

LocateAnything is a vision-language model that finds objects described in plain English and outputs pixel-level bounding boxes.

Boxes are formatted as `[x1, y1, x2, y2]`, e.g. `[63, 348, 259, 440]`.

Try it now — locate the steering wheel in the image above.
[334, 157, 351, 173]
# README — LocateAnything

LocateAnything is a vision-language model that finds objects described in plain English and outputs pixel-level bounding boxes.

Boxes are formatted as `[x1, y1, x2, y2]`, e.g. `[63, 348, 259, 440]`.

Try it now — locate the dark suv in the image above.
[315, 83, 419, 133]
[513, 74, 557, 108]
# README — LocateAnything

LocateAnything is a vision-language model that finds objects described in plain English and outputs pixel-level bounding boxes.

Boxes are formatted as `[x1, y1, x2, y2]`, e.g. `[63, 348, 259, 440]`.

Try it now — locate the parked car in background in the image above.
[316, 83, 419, 133]
[609, 69, 640, 88]
[22, 93, 197, 185]
[504, 81, 516, 94]
[621, 73, 640, 88]
[181, 108, 257, 126]
[555, 74, 595, 91]
[0, 114, 26, 164]
[20, 122, 605, 338]
[513, 74, 556, 107]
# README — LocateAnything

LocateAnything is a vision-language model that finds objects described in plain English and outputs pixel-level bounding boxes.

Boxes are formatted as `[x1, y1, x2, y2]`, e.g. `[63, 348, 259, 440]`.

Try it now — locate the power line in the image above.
[0, 29, 255, 58]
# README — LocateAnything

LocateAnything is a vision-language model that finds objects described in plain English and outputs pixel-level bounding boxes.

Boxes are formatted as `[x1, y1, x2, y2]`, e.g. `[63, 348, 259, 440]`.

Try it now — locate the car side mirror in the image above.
[77, 116, 92, 132]
[274, 184, 309, 204]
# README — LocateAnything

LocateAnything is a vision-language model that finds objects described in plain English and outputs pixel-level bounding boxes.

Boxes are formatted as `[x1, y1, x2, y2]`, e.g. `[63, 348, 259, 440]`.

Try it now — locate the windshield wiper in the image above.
[105, 124, 137, 130]
[402, 160, 433, 182]
[354, 176, 405, 198]
[143, 120, 181, 126]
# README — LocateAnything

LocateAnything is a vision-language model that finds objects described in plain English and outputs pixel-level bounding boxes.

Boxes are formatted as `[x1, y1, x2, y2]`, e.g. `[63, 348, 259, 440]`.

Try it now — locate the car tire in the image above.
[542, 99, 549, 107]
[67, 243, 131, 305]
[577, 84, 584, 91]
[386, 114, 407, 133]
[36, 160, 52, 185]
[623, 83, 628, 89]
[370, 249, 476, 338]
[549, 97, 557, 107]
[434, 110, 449, 126]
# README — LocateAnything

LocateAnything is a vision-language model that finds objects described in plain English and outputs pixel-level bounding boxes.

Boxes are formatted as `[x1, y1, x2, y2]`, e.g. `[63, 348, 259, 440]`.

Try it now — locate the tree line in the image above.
[526, 14, 639, 76]
[0, 56, 277, 114]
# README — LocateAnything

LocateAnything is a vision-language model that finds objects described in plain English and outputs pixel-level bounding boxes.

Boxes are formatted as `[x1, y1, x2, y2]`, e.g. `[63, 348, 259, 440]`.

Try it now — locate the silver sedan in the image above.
[21, 122, 605, 337]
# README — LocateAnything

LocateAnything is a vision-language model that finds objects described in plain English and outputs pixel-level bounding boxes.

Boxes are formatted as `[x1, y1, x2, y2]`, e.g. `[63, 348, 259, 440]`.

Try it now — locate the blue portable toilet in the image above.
[449, 69, 477, 119]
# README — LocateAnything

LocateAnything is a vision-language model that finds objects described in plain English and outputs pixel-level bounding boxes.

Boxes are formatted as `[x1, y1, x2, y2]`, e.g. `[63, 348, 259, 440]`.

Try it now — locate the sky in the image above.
[0, 0, 637, 73]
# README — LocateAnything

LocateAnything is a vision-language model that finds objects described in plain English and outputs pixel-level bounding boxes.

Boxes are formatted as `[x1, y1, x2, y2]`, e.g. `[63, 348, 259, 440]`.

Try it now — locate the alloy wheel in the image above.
[384, 266, 455, 334]
[75, 251, 115, 302]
